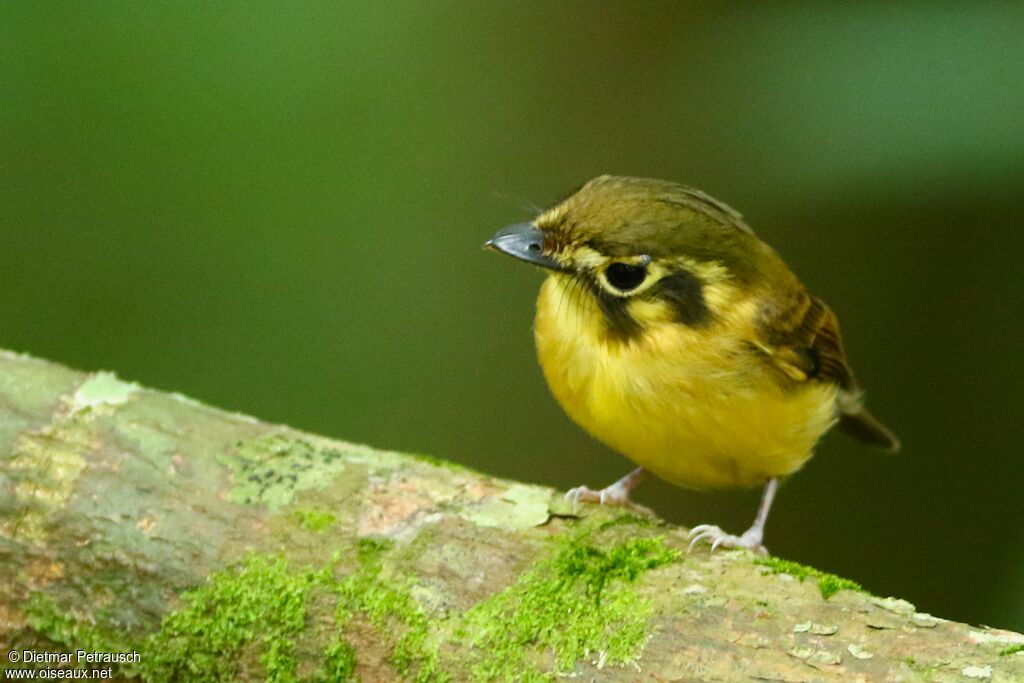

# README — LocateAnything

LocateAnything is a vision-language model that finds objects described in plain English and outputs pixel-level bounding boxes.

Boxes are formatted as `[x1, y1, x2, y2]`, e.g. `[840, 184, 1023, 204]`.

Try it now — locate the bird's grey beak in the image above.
[484, 222, 568, 272]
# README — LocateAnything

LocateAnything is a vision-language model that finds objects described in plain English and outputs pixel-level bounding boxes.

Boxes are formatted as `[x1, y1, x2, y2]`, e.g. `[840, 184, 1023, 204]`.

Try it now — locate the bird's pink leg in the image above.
[688, 478, 779, 555]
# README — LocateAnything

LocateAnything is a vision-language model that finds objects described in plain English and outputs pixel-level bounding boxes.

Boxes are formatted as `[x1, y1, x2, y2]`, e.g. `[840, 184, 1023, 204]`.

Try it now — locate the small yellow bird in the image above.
[486, 176, 898, 553]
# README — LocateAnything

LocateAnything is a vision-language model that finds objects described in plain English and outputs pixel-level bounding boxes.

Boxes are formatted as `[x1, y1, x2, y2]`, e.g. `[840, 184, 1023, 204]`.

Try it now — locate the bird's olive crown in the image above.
[527, 176, 793, 340]
[540, 175, 779, 282]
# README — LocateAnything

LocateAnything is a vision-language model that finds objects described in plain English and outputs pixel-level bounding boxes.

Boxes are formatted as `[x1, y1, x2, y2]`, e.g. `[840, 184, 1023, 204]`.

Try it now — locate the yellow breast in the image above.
[534, 274, 838, 490]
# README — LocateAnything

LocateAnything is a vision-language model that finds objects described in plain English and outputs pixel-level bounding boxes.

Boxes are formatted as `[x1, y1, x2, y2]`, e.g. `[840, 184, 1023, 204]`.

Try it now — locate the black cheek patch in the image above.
[655, 270, 711, 327]
[590, 279, 644, 341]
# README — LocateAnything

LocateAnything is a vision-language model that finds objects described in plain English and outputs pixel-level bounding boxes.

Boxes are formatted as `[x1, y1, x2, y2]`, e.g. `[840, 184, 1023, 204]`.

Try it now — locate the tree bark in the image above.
[0, 349, 1021, 682]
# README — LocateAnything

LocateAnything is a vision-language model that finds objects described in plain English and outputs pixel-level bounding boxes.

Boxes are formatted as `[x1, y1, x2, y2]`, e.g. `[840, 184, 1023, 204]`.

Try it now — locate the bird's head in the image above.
[486, 176, 784, 341]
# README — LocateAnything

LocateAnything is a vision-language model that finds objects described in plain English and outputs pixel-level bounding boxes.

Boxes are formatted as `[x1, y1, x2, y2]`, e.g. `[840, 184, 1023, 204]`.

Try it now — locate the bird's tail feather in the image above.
[838, 406, 901, 452]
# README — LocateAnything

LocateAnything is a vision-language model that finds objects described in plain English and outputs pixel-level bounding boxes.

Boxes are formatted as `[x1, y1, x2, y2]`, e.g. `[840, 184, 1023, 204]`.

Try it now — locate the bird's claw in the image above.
[564, 482, 632, 512]
[564, 486, 588, 512]
[687, 524, 767, 555]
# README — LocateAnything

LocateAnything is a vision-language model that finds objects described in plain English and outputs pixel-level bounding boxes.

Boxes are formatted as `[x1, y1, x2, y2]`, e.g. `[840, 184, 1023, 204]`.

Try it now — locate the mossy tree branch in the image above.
[0, 350, 1021, 682]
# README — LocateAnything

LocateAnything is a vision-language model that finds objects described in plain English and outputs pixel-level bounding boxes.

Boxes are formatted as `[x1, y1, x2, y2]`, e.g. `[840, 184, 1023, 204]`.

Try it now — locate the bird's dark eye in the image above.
[605, 262, 648, 292]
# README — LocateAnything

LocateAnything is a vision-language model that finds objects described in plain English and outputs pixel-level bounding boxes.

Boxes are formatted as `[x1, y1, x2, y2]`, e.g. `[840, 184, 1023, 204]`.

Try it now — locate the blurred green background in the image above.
[2, 3, 1022, 631]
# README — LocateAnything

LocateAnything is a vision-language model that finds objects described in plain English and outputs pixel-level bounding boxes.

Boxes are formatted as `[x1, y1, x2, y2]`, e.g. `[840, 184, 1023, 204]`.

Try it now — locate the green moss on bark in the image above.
[134, 542, 445, 683]
[290, 508, 337, 532]
[461, 533, 679, 682]
[334, 539, 444, 682]
[139, 554, 329, 682]
[22, 593, 134, 659]
[753, 557, 864, 599]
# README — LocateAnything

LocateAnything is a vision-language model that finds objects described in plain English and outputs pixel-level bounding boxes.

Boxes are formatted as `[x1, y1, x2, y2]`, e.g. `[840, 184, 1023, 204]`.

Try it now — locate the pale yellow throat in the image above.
[534, 273, 839, 490]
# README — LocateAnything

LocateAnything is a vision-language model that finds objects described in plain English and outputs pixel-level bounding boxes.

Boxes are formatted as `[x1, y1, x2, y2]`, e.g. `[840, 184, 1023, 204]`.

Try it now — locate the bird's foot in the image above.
[687, 524, 768, 555]
[565, 481, 633, 510]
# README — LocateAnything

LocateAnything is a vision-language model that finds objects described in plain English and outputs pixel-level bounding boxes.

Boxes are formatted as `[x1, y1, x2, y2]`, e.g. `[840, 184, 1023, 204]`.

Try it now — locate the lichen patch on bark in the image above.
[68, 372, 138, 415]
[224, 433, 353, 511]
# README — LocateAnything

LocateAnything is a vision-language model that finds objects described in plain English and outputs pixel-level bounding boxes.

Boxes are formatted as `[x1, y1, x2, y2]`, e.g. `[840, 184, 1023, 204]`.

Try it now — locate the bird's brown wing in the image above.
[754, 293, 900, 452]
